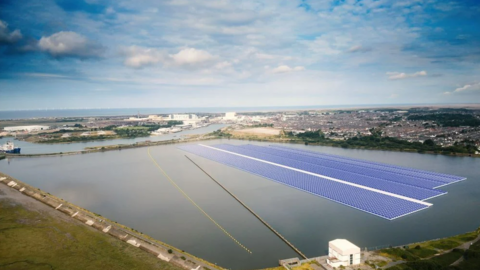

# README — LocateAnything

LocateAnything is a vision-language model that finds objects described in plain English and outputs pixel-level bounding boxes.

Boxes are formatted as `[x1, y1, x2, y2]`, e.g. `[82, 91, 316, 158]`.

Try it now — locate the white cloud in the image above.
[454, 83, 480, 93]
[38, 31, 104, 59]
[387, 70, 427, 80]
[271, 65, 305, 74]
[122, 46, 165, 68]
[0, 20, 22, 44]
[122, 46, 216, 69]
[170, 48, 215, 66]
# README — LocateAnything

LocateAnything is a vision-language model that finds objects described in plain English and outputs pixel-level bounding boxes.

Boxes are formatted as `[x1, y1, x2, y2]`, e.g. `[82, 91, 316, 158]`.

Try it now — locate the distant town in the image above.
[1, 107, 479, 155]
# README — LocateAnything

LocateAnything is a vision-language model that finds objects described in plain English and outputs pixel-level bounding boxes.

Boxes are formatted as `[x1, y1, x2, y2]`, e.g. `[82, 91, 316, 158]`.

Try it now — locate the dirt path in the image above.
[451, 234, 480, 266]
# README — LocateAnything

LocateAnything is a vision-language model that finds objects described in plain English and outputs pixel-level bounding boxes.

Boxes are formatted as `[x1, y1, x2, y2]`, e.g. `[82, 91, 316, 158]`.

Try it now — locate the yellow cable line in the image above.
[147, 148, 252, 254]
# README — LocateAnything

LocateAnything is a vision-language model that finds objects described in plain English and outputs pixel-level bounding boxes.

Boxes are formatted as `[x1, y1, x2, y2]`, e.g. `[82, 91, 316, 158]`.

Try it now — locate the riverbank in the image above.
[258, 228, 480, 270]
[4, 134, 218, 158]
[0, 183, 184, 270]
[0, 172, 223, 270]
[217, 129, 480, 158]
[3, 124, 478, 158]
[380, 228, 480, 270]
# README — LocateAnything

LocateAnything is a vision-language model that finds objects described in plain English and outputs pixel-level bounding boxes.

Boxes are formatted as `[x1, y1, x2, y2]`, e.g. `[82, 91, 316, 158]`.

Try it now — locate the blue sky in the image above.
[0, 0, 479, 110]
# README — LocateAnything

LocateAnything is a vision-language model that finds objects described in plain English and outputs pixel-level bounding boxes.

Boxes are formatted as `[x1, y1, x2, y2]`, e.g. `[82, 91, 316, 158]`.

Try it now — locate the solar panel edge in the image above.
[422, 191, 447, 201]
[434, 177, 468, 189]
[268, 145, 465, 181]
[177, 144, 429, 220]
[389, 204, 430, 220]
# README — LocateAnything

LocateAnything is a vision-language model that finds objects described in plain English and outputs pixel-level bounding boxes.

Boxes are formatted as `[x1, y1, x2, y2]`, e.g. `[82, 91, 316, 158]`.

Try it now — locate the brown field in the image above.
[232, 127, 281, 137]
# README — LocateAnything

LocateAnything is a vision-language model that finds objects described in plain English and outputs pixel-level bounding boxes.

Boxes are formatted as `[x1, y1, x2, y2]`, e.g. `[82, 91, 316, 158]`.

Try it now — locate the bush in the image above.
[404, 260, 442, 270]
[167, 249, 173, 254]
[181, 256, 186, 260]
[464, 250, 480, 260]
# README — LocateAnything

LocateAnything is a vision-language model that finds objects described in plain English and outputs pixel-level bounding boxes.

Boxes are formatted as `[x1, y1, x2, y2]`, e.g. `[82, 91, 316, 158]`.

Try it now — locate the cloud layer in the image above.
[387, 71, 427, 80]
[0, 0, 479, 109]
[0, 20, 22, 44]
[38, 31, 104, 59]
[271, 65, 305, 74]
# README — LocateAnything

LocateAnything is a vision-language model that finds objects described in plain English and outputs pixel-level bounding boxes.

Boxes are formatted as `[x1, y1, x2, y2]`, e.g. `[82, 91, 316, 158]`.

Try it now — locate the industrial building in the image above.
[168, 114, 199, 120]
[327, 239, 361, 267]
[4, 125, 50, 132]
[224, 112, 237, 120]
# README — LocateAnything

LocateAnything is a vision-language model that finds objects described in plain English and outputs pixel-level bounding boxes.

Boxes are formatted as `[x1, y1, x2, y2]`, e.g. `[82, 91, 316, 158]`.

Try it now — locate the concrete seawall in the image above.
[0, 173, 223, 270]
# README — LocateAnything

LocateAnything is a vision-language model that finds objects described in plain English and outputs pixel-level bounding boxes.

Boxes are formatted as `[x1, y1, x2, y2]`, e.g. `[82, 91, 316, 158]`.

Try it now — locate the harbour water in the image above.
[0, 140, 479, 269]
[0, 124, 226, 154]
[0, 104, 432, 120]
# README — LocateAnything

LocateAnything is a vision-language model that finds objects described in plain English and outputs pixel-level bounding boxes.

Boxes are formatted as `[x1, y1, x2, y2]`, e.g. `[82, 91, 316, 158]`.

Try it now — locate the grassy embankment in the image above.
[0, 198, 183, 270]
[261, 260, 322, 270]
[0, 172, 224, 270]
[378, 227, 480, 270]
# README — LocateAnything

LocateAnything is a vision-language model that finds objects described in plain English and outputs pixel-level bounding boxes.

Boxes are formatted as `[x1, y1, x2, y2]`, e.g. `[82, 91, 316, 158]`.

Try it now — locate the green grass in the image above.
[385, 229, 480, 270]
[455, 240, 480, 270]
[429, 249, 464, 266]
[407, 247, 438, 258]
[453, 232, 478, 243]
[428, 239, 464, 250]
[0, 199, 183, 270]
[379, 248, 418, 261]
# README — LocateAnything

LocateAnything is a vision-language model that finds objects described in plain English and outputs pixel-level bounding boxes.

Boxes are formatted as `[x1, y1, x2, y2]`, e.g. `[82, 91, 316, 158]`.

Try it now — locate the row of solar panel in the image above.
[212, 144, 446, 201]
[178, 144, 429, 220]
[270, 145, 465, 183]
[242, 145, 451, 189]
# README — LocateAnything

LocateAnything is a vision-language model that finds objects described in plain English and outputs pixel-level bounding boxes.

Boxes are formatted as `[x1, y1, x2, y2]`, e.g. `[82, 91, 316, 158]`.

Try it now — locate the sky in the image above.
[0, 0, 479, 110]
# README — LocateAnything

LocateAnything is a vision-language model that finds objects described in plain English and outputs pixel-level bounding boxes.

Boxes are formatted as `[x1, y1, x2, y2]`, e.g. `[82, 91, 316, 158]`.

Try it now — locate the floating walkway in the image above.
[178, 144, 466, 220]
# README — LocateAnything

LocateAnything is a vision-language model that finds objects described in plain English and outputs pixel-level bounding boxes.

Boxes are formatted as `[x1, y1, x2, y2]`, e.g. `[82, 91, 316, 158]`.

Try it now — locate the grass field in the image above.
[384, 229, 480, 270]
[0, 198, 183, 270]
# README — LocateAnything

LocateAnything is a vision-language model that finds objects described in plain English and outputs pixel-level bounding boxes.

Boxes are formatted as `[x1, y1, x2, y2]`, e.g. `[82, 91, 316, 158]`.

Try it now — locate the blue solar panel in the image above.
[178, 144, 431, 220]
[236, 145, 446, 190]
[269, 145, 466, 185]
[211, 144, 446, 201]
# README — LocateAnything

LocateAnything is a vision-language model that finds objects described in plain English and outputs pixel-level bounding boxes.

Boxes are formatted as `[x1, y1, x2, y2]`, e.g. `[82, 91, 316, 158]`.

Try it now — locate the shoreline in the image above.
[0, 172, 224, 270]
[4, 134, 479, 158]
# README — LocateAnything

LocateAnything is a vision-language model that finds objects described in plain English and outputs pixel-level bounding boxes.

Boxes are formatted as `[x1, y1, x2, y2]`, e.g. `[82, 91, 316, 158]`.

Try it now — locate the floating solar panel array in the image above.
[178, 144, 466, 220]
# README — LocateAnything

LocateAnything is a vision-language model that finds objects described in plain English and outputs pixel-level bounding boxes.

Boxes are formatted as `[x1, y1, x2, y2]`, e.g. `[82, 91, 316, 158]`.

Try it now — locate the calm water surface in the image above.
[0, 124, 226, 154]
[1, 140, 479, 270]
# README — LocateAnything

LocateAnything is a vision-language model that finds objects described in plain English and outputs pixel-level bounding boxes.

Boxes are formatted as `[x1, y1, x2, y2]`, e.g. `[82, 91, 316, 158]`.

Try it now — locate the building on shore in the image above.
[327, 239, 361, 267]
[4, 125, 50, 132]
[224, 112, 237, 120]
